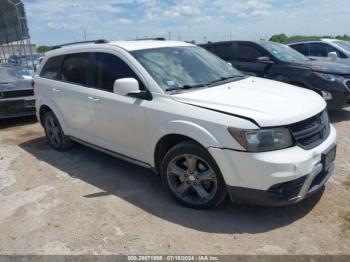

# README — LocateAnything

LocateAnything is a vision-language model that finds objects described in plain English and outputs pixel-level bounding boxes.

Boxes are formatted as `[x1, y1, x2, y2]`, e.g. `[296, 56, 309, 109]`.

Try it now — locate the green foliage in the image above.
[269, 34, 288, 43]
[37, 45, 51, 53]
[269, 34, 350, 43]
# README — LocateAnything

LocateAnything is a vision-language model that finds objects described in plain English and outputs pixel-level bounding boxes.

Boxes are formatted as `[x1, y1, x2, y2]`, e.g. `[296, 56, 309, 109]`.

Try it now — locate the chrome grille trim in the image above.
[289, 110, 330, 150]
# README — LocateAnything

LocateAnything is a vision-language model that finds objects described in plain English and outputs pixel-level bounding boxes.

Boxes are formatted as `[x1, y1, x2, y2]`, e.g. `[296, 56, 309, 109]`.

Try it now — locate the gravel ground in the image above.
[0, 109, 349, 255]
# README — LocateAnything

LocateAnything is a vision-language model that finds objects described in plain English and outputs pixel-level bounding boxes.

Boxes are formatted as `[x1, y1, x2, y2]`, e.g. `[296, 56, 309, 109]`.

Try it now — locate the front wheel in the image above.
[161, 141, 227, 209]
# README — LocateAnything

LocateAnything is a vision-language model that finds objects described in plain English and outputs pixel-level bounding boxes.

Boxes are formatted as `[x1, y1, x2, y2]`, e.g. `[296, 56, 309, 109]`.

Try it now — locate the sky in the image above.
[23, 0, 350, 45]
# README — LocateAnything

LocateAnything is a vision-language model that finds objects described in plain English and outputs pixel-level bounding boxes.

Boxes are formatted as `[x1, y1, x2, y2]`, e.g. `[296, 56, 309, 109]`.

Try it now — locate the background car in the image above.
[0, 64, 36, 119]
[287, 39, 350, 65]
[201, 40, 350, 110]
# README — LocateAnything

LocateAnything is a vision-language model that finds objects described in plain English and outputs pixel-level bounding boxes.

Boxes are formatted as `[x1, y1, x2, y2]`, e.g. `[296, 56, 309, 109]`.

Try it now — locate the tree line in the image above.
[269, 33, 350, 43]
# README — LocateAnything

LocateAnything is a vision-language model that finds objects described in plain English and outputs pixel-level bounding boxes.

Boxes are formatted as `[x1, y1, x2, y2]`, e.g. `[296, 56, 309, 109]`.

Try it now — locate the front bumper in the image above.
[327, 90, 350, 110]
[227, 161, 334, 206]
[0, 96, 36, 119]
[208, 125, 337, 206]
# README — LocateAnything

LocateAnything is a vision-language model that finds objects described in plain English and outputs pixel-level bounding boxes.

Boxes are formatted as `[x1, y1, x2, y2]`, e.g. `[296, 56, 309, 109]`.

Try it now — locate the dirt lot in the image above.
[0, 109, 349, 255]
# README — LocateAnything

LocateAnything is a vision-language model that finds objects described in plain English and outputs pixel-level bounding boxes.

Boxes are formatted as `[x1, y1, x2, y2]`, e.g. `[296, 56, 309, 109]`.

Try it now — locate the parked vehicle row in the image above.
[0, 64, 35, 119]
[201, 40, 350, 110]
[287, 39, 350, 65]
[34, 40, 337, 209]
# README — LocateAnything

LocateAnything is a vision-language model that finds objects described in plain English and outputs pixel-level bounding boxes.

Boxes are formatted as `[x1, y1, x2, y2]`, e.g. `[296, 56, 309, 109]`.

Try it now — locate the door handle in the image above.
[52, 88, 61, 93]
[88, 96, 100, 102]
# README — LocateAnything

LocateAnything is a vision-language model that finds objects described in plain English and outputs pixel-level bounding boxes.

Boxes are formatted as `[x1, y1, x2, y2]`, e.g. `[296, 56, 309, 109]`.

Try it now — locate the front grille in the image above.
[289, 110, 330, 150]
[0, 89, 34, 99]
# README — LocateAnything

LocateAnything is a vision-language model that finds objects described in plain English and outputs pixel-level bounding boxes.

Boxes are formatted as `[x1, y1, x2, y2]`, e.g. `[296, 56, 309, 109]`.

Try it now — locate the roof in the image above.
[47, 40, 195, 56]
[109, 40, 194, 51]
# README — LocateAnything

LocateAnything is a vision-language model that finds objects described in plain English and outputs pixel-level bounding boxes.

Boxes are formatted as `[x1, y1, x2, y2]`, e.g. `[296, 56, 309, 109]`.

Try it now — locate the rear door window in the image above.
[290, 43, 309, 56]
[40, 55, 64, 80]
[92, 52, 140, 92]
[61, 53, 90, 85]
[209, 44, 236, 61]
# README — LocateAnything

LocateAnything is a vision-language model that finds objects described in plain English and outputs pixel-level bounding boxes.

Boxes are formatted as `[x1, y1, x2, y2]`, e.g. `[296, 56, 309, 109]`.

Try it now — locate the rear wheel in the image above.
[43, 111, 74, 151]
[161, 141, 227, 209]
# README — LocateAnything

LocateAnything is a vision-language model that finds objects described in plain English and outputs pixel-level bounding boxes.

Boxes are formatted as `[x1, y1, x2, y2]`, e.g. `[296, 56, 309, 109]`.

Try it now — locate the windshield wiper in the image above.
[165, 83, 207, 92]
[208, 75, 244, 86]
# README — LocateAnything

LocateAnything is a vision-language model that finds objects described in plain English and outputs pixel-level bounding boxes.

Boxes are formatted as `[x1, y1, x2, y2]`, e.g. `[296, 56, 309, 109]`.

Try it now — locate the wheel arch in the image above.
[152, 120, 221, 173]
[38, 102, 68, 133]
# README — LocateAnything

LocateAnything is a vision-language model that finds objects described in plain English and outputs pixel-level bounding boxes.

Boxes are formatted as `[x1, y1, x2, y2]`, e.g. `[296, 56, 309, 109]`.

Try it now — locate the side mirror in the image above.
[327, 52, 339, 62]
[113, 78, 139, 96]
[227, 62, 233, 67]
[113, 78, 151, 100]
[257, 56, 274, 64]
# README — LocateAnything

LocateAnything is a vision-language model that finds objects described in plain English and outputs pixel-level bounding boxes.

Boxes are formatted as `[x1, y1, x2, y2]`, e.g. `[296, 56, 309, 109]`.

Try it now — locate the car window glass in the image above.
[61, 53, 89, 85]
[40, 55, 64, 80]
[210, 44, 236, 60]
[93, 53, 140, 92]
[334, 41, 350, 53]
[237, 44, 262, 62]
[132, 46, 243, 91]
[309, 43, 345, 58]
[290, 44, 308, 55]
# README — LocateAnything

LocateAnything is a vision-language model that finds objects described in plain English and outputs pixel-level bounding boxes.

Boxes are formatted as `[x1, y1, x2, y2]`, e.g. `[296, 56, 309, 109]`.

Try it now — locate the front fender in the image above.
[149, 120, 222, 166]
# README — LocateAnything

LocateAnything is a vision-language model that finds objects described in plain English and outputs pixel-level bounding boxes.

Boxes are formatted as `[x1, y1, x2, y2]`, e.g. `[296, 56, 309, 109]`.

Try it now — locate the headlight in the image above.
[228, 127, 294, 152]
[313, 72, 345, 83]
[321, 91, 333, 100]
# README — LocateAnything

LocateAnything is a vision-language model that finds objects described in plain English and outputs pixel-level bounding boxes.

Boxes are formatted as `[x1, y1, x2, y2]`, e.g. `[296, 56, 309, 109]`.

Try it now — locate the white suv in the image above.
[35, 40, 337, 209]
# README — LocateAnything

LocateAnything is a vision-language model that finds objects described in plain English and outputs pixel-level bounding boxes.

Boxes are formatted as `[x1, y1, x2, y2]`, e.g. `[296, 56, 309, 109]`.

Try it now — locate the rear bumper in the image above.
[0, 96, 36, 119]
[227, 162, 334, 206]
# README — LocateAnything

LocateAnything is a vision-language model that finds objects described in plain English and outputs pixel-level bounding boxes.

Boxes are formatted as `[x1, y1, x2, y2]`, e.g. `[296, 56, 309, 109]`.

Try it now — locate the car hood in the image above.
[0, 79, 32, 92]
[294, 60, 350, 74]
[171, 77, 326, 127]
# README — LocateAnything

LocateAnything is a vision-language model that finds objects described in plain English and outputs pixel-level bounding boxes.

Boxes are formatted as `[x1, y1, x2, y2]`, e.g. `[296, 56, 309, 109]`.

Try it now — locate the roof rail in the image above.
[133, 37, 166, 41]
[283, 38, 322, 44]
[51, 39, 109, 50]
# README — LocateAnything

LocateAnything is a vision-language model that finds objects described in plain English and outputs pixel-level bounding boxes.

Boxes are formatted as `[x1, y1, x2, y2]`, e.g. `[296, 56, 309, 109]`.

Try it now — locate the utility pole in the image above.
[168, 31, 171, 40]
[83, 30, 87, 41]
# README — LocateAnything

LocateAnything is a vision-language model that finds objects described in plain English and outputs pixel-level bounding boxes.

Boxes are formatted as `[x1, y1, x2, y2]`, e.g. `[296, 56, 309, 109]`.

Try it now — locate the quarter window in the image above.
[61, 53, 89, 85]
[237, 44, 263, 62]
[92, 53, 139, 92]
[40, 55, 64, 80]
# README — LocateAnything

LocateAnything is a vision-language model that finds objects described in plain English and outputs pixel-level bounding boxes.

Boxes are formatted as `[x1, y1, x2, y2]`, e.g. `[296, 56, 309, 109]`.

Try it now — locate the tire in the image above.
[160, 141, 227, 209]
[43, 111, 74, 151]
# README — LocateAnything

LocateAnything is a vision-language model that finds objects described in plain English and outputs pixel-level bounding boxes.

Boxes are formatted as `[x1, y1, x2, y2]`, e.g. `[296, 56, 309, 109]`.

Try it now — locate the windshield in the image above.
[334, 41, 350, 52]
[259, 41, 309, 62]
[0, 67, 32, 83]
[131, 46, 244, 91]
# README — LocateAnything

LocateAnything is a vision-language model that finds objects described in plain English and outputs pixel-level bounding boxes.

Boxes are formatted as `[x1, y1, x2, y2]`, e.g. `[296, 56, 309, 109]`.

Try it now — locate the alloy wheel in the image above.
[166, 154, 218, 205]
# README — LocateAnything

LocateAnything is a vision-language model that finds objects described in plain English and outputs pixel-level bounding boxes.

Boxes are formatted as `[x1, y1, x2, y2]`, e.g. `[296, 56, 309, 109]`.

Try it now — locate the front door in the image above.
[233, 43, 270, 77]
[87, 52, 149, 162]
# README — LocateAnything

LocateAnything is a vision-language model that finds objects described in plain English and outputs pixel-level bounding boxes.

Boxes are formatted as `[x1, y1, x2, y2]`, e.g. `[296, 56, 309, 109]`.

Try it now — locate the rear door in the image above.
[208, 43, 237, 65]
[235, 43, 270, 76]
[44, 53, 95, 143]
